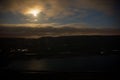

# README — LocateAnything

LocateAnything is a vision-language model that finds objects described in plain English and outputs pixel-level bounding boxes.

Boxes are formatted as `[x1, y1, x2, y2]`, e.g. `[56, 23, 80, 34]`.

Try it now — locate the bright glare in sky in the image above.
[27, 9, 41, 17]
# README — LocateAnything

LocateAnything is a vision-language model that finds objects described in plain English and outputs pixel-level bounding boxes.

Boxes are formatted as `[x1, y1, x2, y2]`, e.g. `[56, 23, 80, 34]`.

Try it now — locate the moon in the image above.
[24, 8, 42, 22]
[26, 8, 41, 17]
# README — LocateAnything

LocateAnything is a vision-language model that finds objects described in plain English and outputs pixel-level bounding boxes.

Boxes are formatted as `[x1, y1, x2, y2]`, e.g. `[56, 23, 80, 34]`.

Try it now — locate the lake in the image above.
[3, 55, 120, 72]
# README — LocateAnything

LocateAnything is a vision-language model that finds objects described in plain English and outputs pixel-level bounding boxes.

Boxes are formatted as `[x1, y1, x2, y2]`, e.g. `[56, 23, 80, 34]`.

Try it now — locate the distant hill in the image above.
[0, 35, 120, 56]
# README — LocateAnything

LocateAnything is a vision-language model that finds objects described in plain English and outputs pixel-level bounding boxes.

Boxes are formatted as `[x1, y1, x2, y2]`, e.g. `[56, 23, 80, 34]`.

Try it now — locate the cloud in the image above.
[74, 0, 118, 14]
[0, 23, 60, 28]
[0, 0, 118, 18]
[0, 23, 100, 29]
[0, 23, 120, 38]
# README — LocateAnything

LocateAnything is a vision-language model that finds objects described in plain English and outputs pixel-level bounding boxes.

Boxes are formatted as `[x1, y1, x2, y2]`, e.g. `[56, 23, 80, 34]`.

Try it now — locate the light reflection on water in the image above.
[7, 59, 47, 71]
[6, 55, 120, 72]
[26, 59, 47, 71]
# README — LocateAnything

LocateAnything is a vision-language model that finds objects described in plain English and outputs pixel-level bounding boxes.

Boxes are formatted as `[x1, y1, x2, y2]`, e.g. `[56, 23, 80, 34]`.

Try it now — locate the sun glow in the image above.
[26, 8, 41, 17]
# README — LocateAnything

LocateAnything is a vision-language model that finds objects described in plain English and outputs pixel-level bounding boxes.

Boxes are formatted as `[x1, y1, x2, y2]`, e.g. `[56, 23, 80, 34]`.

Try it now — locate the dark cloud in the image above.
[0, 0, 118, 18]
[0, 24, 120, 38]
[0, 0, 119, 38]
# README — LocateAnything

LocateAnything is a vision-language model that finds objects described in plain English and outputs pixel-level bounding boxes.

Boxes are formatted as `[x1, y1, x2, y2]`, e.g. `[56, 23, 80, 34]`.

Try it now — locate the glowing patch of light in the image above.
[27, 8, 41, 17]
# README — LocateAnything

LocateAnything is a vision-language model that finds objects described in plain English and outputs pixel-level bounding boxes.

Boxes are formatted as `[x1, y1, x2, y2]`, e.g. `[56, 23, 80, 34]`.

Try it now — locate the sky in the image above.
[0, 0, 120, 38]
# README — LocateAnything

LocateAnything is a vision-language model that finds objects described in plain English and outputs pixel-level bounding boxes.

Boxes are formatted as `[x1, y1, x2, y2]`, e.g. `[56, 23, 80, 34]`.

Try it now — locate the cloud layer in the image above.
[0, 23, 120, 38]
[0, 0, 118, 18]
[0, 0, 119, 38]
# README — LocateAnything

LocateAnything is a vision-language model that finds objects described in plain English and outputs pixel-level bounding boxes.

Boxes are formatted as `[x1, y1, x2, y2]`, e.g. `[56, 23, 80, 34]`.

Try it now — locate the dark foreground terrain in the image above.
[0, 36, 120, 79]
